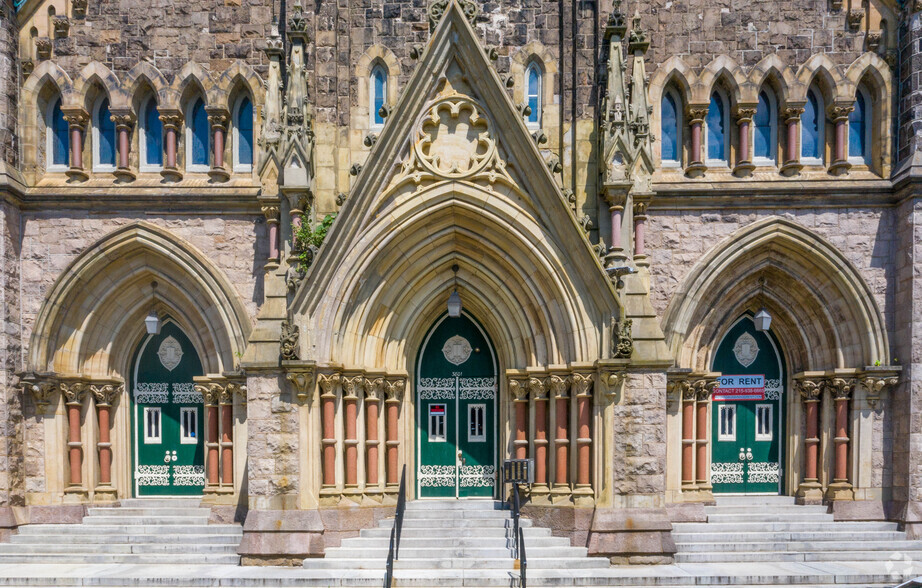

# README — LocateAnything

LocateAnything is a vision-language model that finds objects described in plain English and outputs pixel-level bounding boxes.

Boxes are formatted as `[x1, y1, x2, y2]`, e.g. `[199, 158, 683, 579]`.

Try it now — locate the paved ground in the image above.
[0, 561, 917, 587]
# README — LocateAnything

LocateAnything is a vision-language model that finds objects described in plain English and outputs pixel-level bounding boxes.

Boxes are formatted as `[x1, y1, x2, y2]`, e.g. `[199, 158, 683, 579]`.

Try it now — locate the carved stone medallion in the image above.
[442, 335, 472, 366]
[157, 336, 183, 371]
[733, 332, 759, 368]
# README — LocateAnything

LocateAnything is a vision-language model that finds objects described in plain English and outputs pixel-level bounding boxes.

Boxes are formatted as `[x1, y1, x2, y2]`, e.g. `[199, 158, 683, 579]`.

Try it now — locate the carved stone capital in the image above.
[686, 106, 708, 124]
[384, 378, 406, 402]
[90, 383, 123, 407]
[23, 380, 58, 410]
[602, 370, 625, 391]
[847, 8, 863, 30]
[159, 112, 184, 130]
[35, 37, 52, 60]
[797, 379, 822, 403]
[62, 109, 89, 130]
[287, 369, 315, 404]
[825, 377, 856, 400]
[866, 31, 882, 51]
[668, 379, 694, 402]
[110, 111, 136, 130]
[364, 377, 385, 402]
[342, 375, 365, 400]
[549, 374, 570, 399]
[262, 205, 281, 223]
[205, 108, 230, 130]
[571, 373, 593, 398]
[528, 376, 548, 400]
[693, 379, 717, 402]
[60, 381, 89, 405]
[194, 382, 223, 405]
[782, 106, 805, 123]
[633, 202, 647, 218]
[735, 106, 757, 124]
[862, 375, 899, 408]
[828, 104, 854, 122]
[227, 381, 247, 405]
[318, 373, 341, 397]
[508, 378, 529, 402]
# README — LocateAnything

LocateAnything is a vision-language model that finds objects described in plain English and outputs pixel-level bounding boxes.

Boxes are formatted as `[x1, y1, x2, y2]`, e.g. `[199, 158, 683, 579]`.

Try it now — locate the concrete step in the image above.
[377, 517, 530, 528]
[117, 498, 204, 508]
[306, 557, 609, 570]
[402, 509, 512, 519]
[358, 525, 551, 539]
[675, 549, 922, 563]
[16, 524, 242, 535]
[85, 507, 209, 517]
[9, 533, 243, 544]
[703, 504, 829, 515]
[672, 521, 899, 532]
[704, 513, 834, 523]
[404, 500, 506, 511]
[82, 515, 211, 525]
[324, 546, 586, 559]
[0, 553, 241, 565]
[675, 539, 922, 552]
[0, 543, 238, 555]
[339, 535, 571, 548]
[712, 495, 796, 506]
[672, 530, 907, 543]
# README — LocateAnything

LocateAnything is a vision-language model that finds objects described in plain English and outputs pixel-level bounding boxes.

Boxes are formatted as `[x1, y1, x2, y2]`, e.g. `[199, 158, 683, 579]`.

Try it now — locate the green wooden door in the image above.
[711, 317, 786, 494]
[417, 314, 497, 498]
[131, 321, 206, 496]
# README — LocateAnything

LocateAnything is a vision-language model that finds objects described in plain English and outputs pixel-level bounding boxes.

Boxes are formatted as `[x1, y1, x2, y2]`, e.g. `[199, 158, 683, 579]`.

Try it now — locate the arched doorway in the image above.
[416, 312, 498, 499]
[131, 319, 206, 496]
[710, 315, 787, 494]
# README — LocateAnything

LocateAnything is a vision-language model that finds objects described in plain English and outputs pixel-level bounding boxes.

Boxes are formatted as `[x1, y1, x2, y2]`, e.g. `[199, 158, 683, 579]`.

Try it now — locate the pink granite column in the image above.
[829, 105, 853, 175]
[686, 106, 708, 173]
[734, 106, 756, 174]
[782, 106, 804, 174]
[62, 110, 88, 181]
[681, 390, 695, 486]
[159, 112, 183, 182]
[220, 397, 234, 486]
[319, 375, 339, 488]
[552, 376, 569, 488]
[343, 377, 360, 488]
[365, 380, 381, 487]
[206, 109, 229, 182]
[695, 384, 711, 486]
[384, 378, 404, 487]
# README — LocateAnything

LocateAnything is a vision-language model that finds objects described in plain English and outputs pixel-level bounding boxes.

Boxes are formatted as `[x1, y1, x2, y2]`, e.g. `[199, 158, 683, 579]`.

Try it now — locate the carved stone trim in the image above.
[528, 376, 548, 400]
[23, 380, 58, 410]
[280, 320, 300, 361]
[428, 0, 479, 30]
[862, 375, 899, 408]
[60, 381, 89, 405]
[509, 378, 529, 402]
[318, 373, 341, 398]
[90, 383, 123, 407]
[194, 382, 223, 406]
[286, 369, 315, 405]
[797, 379, 822, 403]
[385, 378, 406, 402]
[364, 377, 385, 402]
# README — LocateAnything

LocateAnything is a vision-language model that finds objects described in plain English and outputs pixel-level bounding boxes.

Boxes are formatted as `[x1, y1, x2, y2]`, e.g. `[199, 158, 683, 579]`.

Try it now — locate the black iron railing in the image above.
[384, 464, 407, 588]
[510, 482, 527, 588]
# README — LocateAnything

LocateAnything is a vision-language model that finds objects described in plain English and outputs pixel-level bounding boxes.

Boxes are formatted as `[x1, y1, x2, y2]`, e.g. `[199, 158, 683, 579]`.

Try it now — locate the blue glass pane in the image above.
[373, 69, 385, 126]
[97, 98, 116, 166]
[801, 90, 820, 159]
[51, 98, 68, 166]
[706, 93, 725, 161]
[754, 91, 772, 159]
[527, 68, 540, 123]
[238, 97, 253, 166]
[144, 100, 163, 166]
[849, 91, 866, 159]
[661, 93, 678, 161]
[191, 99, 209, 166]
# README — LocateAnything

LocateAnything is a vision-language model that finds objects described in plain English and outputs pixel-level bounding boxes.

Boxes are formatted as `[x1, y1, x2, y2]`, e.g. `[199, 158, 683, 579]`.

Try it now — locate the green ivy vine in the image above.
[294, 213, 336, 272]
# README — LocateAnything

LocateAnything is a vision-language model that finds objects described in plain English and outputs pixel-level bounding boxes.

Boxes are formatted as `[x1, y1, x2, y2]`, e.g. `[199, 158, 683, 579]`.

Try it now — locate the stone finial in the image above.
[364, 377, 384, 402]
[264, 23, 283, 56]
[384, 378, 406, 402]
[428, 0, 479, 31]
[90, 383, 123, 407]
[23, 380, 58, 411]
[287, 370, 314, 404]
[280, 320, 300, 361]
[627, 11, 649, 53]
[797, 379, 822, 403]
[287, 0, 310, 38]
[60, 381, 89, 405]
[862, 375, 899, 408]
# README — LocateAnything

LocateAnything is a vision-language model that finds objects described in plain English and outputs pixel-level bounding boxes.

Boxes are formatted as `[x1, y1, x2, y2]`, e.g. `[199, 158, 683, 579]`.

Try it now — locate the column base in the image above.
[604, 249, 628, 267]
[160, 167, 183, 182]
[780, 161, 803, 176]
[634, 254, 649, 268]
[572, 485, 594, 507]
[796, 481, 824, 504]
[62, 486, 88, 501]
[549, 484, 574, 504]
[208, 167, 230, 182]
[733, 161, 755, 176]
[528, 483, 551, 505]
[828, 160, 852, 176]
[114, 167, 136, 182]
[65, 167, 89, 182]
[93, 486, 118, 503]
[685, 162, 706, 178]
[825, 481, 855, 501]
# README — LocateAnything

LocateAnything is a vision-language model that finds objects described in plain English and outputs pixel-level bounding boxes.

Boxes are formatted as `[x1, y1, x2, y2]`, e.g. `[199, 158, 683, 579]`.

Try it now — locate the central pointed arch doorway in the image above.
[416, 312, 498, 499]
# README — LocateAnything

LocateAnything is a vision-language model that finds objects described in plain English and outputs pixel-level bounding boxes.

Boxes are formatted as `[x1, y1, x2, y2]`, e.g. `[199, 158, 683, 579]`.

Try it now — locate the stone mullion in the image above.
[529, 377, 550, 499]
[60, 381, 89, 495]
[89, 383, 123, 500]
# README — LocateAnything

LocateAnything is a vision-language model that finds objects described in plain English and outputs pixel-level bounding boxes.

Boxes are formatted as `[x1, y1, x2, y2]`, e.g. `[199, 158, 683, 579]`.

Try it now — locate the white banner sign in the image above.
[714, 374, 765, 401]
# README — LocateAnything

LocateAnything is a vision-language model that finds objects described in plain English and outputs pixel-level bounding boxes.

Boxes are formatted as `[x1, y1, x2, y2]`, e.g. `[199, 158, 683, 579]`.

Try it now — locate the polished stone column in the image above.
[686, 105, 708, 175]
[529, 377, 550, 495]
[551, 375, 570, 495]
[827, 378, 856, 500]
[681, 384, 696, 488]
[111, 111, 135, 181]
[262, 205, 281, 268]
[572, 374, 593, 490]
[364, 378, 384, 488]
[159, 111, 183, 182]
[510, 379, 529, 460]
[781, 106, 805, 175]
[734, 106, 756, 175]
[829, 104, 854, 175]
[90, 383, 122, 498]
[62, 109, 89, 181]
[318, 373, 341, 488]
[695, 380, 714, 488]
[193, 383, 221, 489]
[633, 200, 648, 267]
[384, 378, 405, 488]
[206, 108, 229, 182]
[342, 376, 362, 488]
[219, 386, 235, 488]
[61, 382, 89, 494]
[796, 379, 823, 502]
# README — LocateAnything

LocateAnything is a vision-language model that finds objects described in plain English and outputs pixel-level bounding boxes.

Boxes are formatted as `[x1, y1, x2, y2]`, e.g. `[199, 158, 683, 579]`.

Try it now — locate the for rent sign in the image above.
[714, 375, 765, 401]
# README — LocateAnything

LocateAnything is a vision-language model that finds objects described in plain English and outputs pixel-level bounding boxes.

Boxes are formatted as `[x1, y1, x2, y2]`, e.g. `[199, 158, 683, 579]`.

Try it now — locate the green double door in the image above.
[131, 321, 206, 496]
[711, 317, 786, 494]
[417, 314, 497, 498]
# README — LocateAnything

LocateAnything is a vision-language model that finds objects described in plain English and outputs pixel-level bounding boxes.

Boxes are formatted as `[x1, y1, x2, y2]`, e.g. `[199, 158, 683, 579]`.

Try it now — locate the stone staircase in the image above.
[672, 494, 922, 583]
[0, 498, 242, 565]
[304, 499, 610, 579]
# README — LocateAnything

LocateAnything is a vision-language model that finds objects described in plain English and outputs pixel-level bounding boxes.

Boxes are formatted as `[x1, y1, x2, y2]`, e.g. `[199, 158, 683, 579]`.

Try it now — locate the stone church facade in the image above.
[0, 0, 918, 566]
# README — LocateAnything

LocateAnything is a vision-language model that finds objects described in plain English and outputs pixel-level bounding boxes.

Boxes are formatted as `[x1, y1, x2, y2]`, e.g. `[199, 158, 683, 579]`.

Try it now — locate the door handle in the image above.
[746, 448, 753, 461]
[457, 449, 466, 466]
[164, 450, 177, 463]
[738, 447, 745, 461]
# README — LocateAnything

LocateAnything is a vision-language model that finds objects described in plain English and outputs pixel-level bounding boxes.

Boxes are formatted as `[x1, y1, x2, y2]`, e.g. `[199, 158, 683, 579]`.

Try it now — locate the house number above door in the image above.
[442, 335, 472, 365]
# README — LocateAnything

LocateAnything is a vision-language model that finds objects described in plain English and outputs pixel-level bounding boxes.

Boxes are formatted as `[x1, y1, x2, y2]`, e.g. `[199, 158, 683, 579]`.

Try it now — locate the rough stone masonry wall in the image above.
[897, 8, 922, 166]
[245, 374, 299, 511]
[612, 372, 667, 498]
[1, 0, 18, 168]
[0, 202, 23, 508]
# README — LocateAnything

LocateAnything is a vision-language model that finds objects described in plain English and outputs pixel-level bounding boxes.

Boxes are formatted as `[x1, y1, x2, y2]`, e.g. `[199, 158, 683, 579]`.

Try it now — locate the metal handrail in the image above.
[384, 464, 407, 588]
[510, 483, 527, 588]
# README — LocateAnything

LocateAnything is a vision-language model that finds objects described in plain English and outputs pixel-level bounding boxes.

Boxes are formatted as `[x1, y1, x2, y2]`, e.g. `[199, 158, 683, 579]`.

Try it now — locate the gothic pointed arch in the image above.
[124, 61, 171, 107]
[69, 61, 127, 110]
[662, 217, 889, 374]
[693, 55, 747, 105]
[28, 222, 251, 380]
[213, 62, 265, 110]
[747, 54, 796, 104]
[793, 54, 850, 104]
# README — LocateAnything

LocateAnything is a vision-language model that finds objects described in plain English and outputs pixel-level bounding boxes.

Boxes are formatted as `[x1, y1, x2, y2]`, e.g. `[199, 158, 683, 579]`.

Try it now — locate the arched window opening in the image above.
[139, 96, 163, 171]
[661, 89, 682, 166]
[706, 90, 729, 164]
[370, 66, 387, 128]
[526, 63, 542, 127]
[93, 96, 116, 171]
[46, 96, 68, 171]
[801, 87, 824, 164]
[186, 97, 210, 171]
[233, 95, 254, 172]
[753, 90, 777, 164]
[849, 87, 870, 165]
